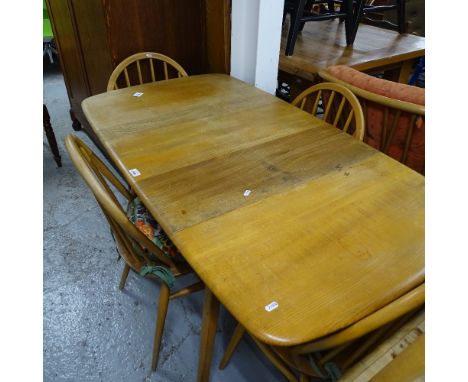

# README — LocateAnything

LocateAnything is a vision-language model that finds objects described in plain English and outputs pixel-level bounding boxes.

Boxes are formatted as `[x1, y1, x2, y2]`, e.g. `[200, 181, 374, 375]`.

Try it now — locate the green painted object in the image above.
[43, 0, 53, 38]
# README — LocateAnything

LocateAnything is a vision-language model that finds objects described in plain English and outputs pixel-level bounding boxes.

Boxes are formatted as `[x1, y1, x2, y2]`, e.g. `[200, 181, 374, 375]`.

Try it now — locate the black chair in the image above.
[331, 0, 406, 43]
[284, 0, 406, 56]
[358, 0, 406, 33]
[284, 0, 355, 55]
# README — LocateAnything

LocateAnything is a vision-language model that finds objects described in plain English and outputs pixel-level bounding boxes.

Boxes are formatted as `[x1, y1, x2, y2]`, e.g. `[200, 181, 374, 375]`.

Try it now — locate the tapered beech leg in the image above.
[197, 288, 220, 382]
[118, 263, 130, 290]
[252, 337, 298, 382]
[398, 59, 415, 84]
[152, 283, 170, 371]
[219, 323, 245, 369]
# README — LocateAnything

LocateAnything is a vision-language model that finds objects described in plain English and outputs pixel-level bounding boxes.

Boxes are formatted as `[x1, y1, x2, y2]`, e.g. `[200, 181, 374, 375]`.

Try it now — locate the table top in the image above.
[82, 74, 425, 347]
[279, 19, 425, 82]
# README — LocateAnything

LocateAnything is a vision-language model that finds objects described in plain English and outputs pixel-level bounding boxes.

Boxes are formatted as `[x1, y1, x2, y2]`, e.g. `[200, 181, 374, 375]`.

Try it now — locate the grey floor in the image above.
[43, 58, 286, 382]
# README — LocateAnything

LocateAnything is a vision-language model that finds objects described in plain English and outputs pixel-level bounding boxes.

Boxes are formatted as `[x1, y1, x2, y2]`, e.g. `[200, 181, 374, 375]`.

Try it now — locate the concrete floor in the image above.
[43, 59, 286, 382]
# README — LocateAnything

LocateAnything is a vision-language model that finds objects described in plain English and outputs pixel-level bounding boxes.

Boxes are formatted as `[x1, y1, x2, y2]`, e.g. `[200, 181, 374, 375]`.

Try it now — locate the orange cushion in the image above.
[327, 65, 425, 105]
[326, 65, 425, 174]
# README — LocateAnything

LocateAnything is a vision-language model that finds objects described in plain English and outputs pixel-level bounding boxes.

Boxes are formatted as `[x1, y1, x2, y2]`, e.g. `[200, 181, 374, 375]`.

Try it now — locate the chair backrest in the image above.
[291, 82, 365, 141]
[64, 134, 176, 272]
[272, 283, 425, 378]
[107, 52, 188, 91]
[319, 66, 425, 174]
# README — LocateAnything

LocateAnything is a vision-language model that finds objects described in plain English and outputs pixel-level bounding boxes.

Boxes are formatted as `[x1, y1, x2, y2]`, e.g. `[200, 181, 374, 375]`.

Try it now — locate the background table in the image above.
[279, 19, 425, 99]
[82, 74, 425, 381]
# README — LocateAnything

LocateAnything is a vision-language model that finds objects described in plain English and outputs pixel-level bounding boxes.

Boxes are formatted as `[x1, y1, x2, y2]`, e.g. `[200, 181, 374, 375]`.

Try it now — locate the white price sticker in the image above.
[265, 301, 279, 312]
[133, 92, 144, 97]
[129, 168, 141, 177]
[243, 189, 252, 197]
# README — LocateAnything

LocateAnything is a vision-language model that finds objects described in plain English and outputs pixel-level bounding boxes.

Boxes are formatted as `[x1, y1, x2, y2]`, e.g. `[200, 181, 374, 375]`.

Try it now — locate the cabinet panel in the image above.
[71, 0, 113, 94]
[47, 0, 230, 149]
[104, 0, 206, 75]
[46, 0, 90, 104]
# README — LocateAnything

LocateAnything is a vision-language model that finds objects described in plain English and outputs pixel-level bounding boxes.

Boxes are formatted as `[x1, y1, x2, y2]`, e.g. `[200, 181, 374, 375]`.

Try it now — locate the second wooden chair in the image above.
[319, 65, 425, 174]
[292, 82, 365, 141]
[65, 134, 203, 371]
[107, 52, 188, 91]
[219, 283, 424, 381]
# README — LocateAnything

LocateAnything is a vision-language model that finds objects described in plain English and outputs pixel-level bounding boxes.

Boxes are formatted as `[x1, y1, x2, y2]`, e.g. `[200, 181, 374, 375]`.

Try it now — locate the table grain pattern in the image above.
[82, 74, 425, 346]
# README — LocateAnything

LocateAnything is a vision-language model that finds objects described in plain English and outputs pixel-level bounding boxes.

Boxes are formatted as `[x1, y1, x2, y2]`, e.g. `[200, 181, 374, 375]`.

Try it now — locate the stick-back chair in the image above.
[64, 134, 203, 371]
[106, 52, 188, 91]
[219, 283, 424, 382]
[319, 66, 425, 174]
[292, 82, 365, 141]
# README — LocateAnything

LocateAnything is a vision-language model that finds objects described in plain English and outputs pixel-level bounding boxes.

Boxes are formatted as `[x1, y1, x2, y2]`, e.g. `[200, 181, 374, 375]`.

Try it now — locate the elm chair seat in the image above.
[126, 197, 185, 263]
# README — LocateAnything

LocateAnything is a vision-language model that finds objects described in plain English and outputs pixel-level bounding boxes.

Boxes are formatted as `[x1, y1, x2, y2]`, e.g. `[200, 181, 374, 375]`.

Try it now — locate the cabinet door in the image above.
[103, 0, 207, 75]
[70, 0, 114, 95]
[46, 0, 90, 109]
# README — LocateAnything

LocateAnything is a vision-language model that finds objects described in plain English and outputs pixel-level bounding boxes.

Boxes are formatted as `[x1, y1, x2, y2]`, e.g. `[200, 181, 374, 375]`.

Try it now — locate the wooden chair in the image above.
[64, 134, 203, 371]
[319, 67, 425, 174]
[292, 82, 365, 141]
[106, 52, 188, 91]
[43, 104, 62, 167]
[367, 333, 424, 381]
[219, 283, 424, 382]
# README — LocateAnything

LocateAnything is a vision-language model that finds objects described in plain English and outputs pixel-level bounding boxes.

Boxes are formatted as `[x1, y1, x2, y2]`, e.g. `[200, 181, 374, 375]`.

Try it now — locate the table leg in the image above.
[197, 288, 220, 382]
[398, 59, 415, 84]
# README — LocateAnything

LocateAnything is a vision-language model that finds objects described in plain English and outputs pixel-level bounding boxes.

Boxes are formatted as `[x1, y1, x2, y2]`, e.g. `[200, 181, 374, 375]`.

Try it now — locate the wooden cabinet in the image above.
[46, 0, 230, 147]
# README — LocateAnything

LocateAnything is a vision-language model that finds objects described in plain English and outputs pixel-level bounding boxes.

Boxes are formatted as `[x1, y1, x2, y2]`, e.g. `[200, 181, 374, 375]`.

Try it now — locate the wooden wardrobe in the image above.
[46, 0, 230, 147]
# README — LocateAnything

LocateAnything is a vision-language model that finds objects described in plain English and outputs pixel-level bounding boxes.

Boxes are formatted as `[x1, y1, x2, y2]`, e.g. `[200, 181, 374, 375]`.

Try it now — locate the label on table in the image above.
[129, 168, 141, 177]
[133, 92, 144, 97]
[265, 301, 279, 312]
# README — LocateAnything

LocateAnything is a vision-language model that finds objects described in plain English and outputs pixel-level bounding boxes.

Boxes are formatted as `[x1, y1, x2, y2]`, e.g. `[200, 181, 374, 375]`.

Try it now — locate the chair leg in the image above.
[152, 283, 170, 371]
[252, 337, 299, 382]
[43, 104, 62, 167]
[344, 0, 355, 45]
[397, 0, 406, 33]
[347, 0, 365, 46]
[118, 263, 130, 290]
[285, 0, 308, 56]
[219, 323, 246, 369]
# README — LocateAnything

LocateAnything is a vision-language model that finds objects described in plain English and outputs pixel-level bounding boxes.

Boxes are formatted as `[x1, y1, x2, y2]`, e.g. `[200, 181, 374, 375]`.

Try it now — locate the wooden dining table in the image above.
[82, 74, 425, 381]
